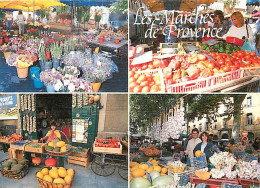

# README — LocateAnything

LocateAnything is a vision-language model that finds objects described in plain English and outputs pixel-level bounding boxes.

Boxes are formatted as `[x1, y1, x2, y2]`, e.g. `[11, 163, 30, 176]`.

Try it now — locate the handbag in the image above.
[242, 24, 259, 55]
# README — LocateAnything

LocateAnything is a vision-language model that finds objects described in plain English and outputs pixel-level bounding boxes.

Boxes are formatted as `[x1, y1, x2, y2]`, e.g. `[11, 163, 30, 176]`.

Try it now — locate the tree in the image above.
[130, 94, 246, 141]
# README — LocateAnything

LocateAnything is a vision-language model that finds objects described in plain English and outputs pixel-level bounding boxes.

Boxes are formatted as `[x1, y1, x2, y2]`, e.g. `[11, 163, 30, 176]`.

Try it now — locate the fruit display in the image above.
[143, 145, 160, 157]
[45, 138, 71, 155]
[0, 133, 23, 144]
[45, 158, 57, 167]
[130, 158, 178, 188]
[130, 41, 260, 93]
[95, 138, 120, 148]
[32, 157, 42, 166]
[0, 158, 29, 179]
[36, 166, 74, 188]
[24, 142, 46, 153]
[201, 41, 240, 55]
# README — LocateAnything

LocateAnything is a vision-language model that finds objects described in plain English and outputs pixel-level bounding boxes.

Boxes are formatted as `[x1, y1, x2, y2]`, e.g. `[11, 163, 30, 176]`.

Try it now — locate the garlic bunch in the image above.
[168, 160, 185, 167]
[197, 167, 209, 173]
[210, 169, 225, 179]
[209, 152, 237, 170]
[237, 160, 260, 180]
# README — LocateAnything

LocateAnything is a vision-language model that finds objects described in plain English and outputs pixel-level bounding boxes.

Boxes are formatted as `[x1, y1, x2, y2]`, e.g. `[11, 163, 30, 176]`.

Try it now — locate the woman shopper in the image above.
[193, 132, 219, 160]
[17, 11, 26, 35]
[5, 11, 13, 33]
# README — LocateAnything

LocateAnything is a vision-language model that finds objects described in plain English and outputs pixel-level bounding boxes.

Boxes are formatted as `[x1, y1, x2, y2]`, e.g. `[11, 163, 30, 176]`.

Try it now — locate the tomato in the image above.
[138, 74, 147, 82]
[198, 54, 206, 61]
[141, 64, 148, 70]
[129, 82, 137, 89]
[245, 54, 251, 60]
[249, 52, 256, 57]
[225, 58, 231, 64]
[238, 50, 245, 57]
[222, 66, 231, 72]
[210, 52, 216, 58]
[134, 73, 140, 80]
[153, 59, 160, 68]
[233, 51, 238, 57]
[207, 61, 215, 69]
[141, 86, 150, 93]
[217, 59, 225, 65]
[133, 85, 142, 93]
[140, 81, 149, 87]
[129, 70, 134, 77]
[150, 85, 160, 92]
[234, 60, 240, 67]
[131, 67, 137, 72]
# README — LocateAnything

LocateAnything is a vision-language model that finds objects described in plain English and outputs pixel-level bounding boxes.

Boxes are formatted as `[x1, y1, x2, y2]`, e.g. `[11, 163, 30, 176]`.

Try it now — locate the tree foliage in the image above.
[130, 94, 246, 138]
[109, 0, 128, 14]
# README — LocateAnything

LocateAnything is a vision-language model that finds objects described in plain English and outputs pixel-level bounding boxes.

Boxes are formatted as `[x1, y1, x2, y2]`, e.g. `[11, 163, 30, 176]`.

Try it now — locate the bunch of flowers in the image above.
[61, 51, 85, 66]
[40, 69, 63, 85]
[6, 53, 19, 66]
[16, 54, 33, 68]
[44, 38, 56, 48]
[22, 39, 40, 60]
[50, 42, 63, 59]
[83, 54, 118, 83]
[27, 28, 39, 36]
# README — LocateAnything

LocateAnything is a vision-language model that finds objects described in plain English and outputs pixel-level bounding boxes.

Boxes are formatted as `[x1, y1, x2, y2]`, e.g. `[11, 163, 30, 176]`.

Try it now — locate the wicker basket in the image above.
[36, 166, 73, 188]
[167, 163, 187, 173]
[0, 158, 29, 179]
[46, 145, 72, 157]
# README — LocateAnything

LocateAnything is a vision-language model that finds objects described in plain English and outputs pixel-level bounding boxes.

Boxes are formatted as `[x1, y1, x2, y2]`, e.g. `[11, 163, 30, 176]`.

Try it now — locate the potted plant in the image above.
[16, 54, 33, 78]
[76, 8, 82, 28]
[50, 42, 63, 69]
[83, 12, 91, 30]
[38, 44, 52, 71]
[94, 12, 102, 30]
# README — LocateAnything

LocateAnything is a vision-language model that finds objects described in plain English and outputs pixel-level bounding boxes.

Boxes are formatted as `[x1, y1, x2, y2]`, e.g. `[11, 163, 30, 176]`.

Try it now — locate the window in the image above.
[223, 120, 227, 128]
[247, 97, 252, 106]
[247, 113, 253, 125]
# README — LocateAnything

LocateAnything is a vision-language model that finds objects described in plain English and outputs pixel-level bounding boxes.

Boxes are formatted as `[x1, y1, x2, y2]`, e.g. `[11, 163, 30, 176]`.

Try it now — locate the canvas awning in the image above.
[60, 0, 116, 7]
[0, 0, 67, 11]
[142, 0, 217, 12]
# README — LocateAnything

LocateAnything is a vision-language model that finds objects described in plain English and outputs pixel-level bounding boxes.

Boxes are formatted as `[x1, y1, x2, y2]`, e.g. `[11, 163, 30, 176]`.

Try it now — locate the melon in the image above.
[67, 168, 74, 177]
[146, 166, 154, 173]
[45, 146, 54, 151]
[56, 141, 65, 148]
[139, 164, 149, 171]
[60, 146, 67, 152]
[132, 168, 146, 177]
[130, 162, 139, 168]
[161, 167, 168, 174]
[36, 172, 44, 179]
[130, 177, 151, 188]
[53, 148, 60, 152]
[64, 175, 72, 184]
[48, 142, 54, 147]
[195, 171, 211, 180]
[154, 166, 162, 172]
[150, 170, 160, 181]
[53, 138, 60, 148]
[41, 168, 49, 175]
[58, 167, 67, 178]
[49, 169, 59, 179]
[43, 175, 53, 183]
[152, 175, 174, 187]
[195, 150, 202, 157]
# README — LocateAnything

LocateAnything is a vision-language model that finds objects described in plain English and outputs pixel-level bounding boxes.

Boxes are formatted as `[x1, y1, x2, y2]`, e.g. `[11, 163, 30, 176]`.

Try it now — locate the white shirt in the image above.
[185, 138, 202, 158]
[17, 14, 25, 24]
[224, 24, 254, 40]
[5, 14, 13, 21]
[201, 143, 207, 153]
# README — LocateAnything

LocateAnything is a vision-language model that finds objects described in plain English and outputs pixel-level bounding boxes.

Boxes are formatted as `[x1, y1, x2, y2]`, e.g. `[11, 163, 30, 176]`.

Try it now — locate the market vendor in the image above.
[185, 128, 201, 159]
[40, 122, 61, 143]
[213, 10, 229, 37]
[223, 12, 254, 41]
[193, 132, 219, 160]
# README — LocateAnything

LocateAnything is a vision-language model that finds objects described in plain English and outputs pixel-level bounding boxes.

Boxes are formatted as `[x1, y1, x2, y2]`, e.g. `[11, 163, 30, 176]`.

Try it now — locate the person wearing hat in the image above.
[40, 122, 61, 143]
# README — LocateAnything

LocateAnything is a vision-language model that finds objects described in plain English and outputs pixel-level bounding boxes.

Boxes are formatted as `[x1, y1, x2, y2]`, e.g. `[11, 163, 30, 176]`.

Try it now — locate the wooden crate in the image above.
[67, 156, 89, 168]
[70, 147, 89, 158]
[24, 143, 46, 153]
[93, 140, 122, 154]
[10, 141, 29, 151]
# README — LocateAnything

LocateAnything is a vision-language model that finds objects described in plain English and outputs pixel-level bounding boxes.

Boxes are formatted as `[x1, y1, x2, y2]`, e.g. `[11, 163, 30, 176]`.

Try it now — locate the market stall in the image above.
[0, 0, 128, 92]
[0, 93, 128, 187]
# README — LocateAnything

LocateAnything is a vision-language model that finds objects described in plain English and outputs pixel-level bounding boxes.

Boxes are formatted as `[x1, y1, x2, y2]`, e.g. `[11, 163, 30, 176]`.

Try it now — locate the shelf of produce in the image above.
[24, 143, 46, 153]
[238, 178, 260, 188]
[70, 147, 89, 158]
[190, 176, 239, 188]
[93, 140, 122, 155]
[10, 141, 30, 151]
[67, 155, 90, 168]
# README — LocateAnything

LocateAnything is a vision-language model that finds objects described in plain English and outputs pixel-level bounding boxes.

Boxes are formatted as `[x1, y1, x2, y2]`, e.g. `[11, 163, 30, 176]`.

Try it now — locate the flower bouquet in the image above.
[27, 29, 39, 37]
[40, 69, 63, 86]
[6, 53, 19, 67]
[16, 54, 33, 78]
[38, 42, 52, 71]
[61, 51, 85, 67]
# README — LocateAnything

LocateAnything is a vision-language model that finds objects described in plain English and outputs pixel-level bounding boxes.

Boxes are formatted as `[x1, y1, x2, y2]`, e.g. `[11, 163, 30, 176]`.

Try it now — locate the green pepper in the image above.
[219, 47, 224, 53]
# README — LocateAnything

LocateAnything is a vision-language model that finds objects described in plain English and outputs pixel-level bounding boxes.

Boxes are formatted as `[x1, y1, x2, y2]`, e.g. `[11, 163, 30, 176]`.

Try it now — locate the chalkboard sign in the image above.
[221, 183, 242, 188]
[232, 151, 245, 159]
[190, 155, 207, 169]
[243, 153, 258, 162]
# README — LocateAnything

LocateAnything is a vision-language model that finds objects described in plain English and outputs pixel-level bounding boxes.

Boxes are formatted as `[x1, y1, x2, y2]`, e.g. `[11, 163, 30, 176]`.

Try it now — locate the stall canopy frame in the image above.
[60, 0, 117, 7]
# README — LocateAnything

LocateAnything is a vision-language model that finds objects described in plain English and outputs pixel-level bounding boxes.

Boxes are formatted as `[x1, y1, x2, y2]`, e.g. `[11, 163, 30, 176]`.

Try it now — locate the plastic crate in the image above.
[166, 69, 242, 93]
[238, 178, 260, 188]
[190, 176, 239, 188]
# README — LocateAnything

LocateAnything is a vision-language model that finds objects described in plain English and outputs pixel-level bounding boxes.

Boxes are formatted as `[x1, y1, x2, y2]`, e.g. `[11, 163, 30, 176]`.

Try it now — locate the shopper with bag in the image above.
[17, 11, 26, 35]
